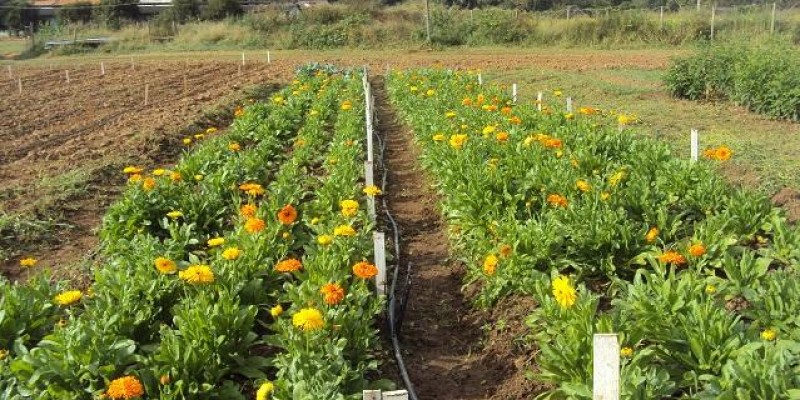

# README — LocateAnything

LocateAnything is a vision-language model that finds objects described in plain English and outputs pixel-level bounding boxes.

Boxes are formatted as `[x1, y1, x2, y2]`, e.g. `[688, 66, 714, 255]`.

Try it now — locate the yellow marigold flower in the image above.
[509, 116, 522, 125]
[689, 243, 706, 257]
[617, 114, 637, 125]
[600, 192, 611, 201]
[703, 148, 717, 159]
[245, 218, 266, 234]
[272, 96, 285, 105]
[761, 328, 777, 341]
[277, 204, 298, 225]
[206, 127, 217, 134]
[445, 111, 456, 118]
[658, 250, 687, 265]
[194, 174, 204, 181]
[499, 244, 512, 258]
[256, 381, 275, 400]
[340, 199, 359, 217]
[495, 131, 509, 142]
[128, 174, 142, 183]
[433, 134, 446, 142]
[178, 264, 214, 284]
[194, 134, 204, 140]
[363, 185, 382, 197]
[570, 158, 579, 168]
[293, 308, 324, 332]
[645, 227, 659, 243]
[310, 217, 320, 225]
[409, 86, 418, 93]
[183, 138, 192, 145]
[0, 349, 8, 361]
[270, 304, 283, 318]
[152, 168, 166, 176]
[106, 375, 144, 400]
[547, 194, 568, 208]
[123, 166, 143, 174]
[564, 113, 575, 120]
[334, 225, 356, 237]
[553, 89, 563, 97]
[449, 134, 468, 150]
[207, 237, 225, 247]
[166, 210, 183, 219]
[19, 257, 37, 268]
[239, 183, 265, 196]
[579, 107, 599, 115]
[321, 283, 345, 305]
[620, 347, 633, 358]
[426, 89, 435, 96]
[222, 247, 241, 261]
[240, 204, 257, 218]
[154, 257, 177, 274]
[228, 142, 241, 152]
[353, 260, 378, 279]
[552, 275, 577, 308]
[54, 290, 82, 306]
[705, 284, 716, 295]
[482, 125, 496, 136]
[609, 170, 626, 186]
[576, 180, 591, 193]
[318, 235, 333, 245]
[483, 254, 498, 276]
[170, 171, 182, 182]
[341, 100, 352, 111]
[523, 136, 535, 147]
[275, 258, 302, 273]
[142, 177, 156, 191]
[715, 146, 733, 161]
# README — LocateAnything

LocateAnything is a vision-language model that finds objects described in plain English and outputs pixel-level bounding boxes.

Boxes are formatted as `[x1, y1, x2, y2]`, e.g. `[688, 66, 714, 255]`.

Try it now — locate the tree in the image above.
[171, 0, 199, 23]
[201, 0, 241, 21]
[94, 0, 139, 29]
[2, 0, 36, 33]
[57, 1, 94, 24]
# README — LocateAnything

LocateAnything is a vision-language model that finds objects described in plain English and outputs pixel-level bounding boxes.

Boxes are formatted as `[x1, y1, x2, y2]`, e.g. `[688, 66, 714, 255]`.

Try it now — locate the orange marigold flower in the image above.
[277, 204, 298, 225]
[499, 244, 512, 258]
[495, 131, 509, 142]
[239, 183, 265, 196]
[658, 250, 687, 265]
[353, 261, 378, 279]
[462, 97, 473, 106]
[106, 376, 144, 399]
[240, 203, 257, 218]
[170, 171, 182, 183]
[142, 177, 156, 191]
[501, 106, 512, 115]
[154, 257, 177, 274]
[320, 283, 345, 305]
[509, 116, 522, 125]
[245, 218, 266, 234]
[645, 227, 659, 243]
[228, 142, 241, 152]
[689, 243, 706, 257]
[547, 194, 568, 208]
[714, 146, 733, 161]
[543, 138, 562, 149]
[275, 258, 302, 273]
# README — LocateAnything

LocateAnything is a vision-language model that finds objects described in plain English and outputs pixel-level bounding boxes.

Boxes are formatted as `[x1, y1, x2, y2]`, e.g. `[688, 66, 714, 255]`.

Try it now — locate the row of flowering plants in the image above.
[0, 65, 386, 399]
[388, 69, 800, 398]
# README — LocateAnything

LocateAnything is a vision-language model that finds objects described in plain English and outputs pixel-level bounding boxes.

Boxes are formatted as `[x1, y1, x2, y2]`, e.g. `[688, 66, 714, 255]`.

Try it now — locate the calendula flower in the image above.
[206, 127, 217, 134]
[318, 235, 333, 246]
[483, 254, 498, 276]
[547, 194, 568, 208]
[617, 114, 637, 125]
[445, 111, 456, 118]
[228, 142, 241, 152]
[499, 244, 512, 258]
[462, 97, 473, 106]
[142, 177, 156, 191]
[564, 113, 575, 120]
[194, 133, 205, 140]
[620, 347, 633, 358]
[293, 308, 324, 332]
[277, 204, 298, 225]
[321, 283, 345, 305]
[553, 89, 563, 97]
[576, 180, 591, 193]
[0, 348, 8, 361]
[482, 125, 496, 136]
[495, 131, 509, 142]
[705, 284, 716, 295]
[579, 107, 599, 115]
[340, 200, 359, 217]
[166, 210, 183, 219]
[426, 89, 435, 96]
[256, 381, 275, 400]
[552, 275, 577, 308]
[363, 185, 382, 197]
[123, 166, 143, 174]
[658, 250, 687, 265]
[178, 264, 214, 284]
[275, 258, 302, 273]
[433, 134, 446, 142]
[55, 290, 82, 306]
[449, 134, 468, 150]
[245, 218, 266, 234]
[240, 203, 257, 218]
[170, 171, 182, 182]
[715, 146, 733, 161]
[128, 174, 142, 183]
[543, 138, 562, 149]
[334, 225, 356, 237]
[207, 237, 225, 247]
[19, 257, 37, 268]
[234, 106, 245, 118]
[152, 168, 166, 176]
[645, 227, 659, 243]
[353, 261, 378, 279]
[689, 243, 706, 257]
[159, 375, 170, 385]
[239, 183, 265, 196]
[270, 304, 283, 318]
[761, 328, 777, 341]
[106, 375, 144, 399]
[608, 170, 626, 186]
[183, 138, 192, 145]
[222, 247, 241, 261]
[341, 100, 352, 111]
[194, 174, 203, 181]
[154, 257, 177, 274]
[600, 192, 611, 201]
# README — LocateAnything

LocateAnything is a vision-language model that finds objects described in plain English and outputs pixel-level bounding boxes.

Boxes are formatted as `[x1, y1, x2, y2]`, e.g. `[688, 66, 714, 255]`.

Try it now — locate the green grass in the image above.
[490, 66, 800, 196]
[0, 39, 29, 57]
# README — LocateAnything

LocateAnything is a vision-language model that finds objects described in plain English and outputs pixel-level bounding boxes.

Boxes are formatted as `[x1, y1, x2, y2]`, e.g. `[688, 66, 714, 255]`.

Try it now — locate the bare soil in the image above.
[373, 77, 541, 399]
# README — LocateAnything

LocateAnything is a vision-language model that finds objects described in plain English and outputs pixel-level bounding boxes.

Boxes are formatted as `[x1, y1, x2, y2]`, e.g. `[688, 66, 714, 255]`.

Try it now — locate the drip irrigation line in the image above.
[371, 80, 419, 400]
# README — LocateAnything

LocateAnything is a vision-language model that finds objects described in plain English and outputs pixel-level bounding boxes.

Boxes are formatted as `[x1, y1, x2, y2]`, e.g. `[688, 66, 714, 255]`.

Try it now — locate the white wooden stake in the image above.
[697, 0, 701, 10]
[6, 65, 11, 78]
[241, 52, 245, 66]
[362, 390, 381, 400]
[17, 77, 22, 94]
[512, 83, 517, 104]
[65, 70, 70, 83]
[365, 161, 376, 221]
[238, 63, 242, 75]
[710, 5, 716, 41]
[770, 2, 776, 35]
[566, 97, 573, 113]
[690, 129, 699, 161]
[144, 84, 149, 106]
[364, 70, 374, 163]
[660, 6, 664, 30]
[477, 73, 483, 85]
[383, 390, 410, 400]
[592, 334, 620, 400]
[267, 51, 271, 63]
[537, 91, 543, 111]
[100, 62, 105, 76]
[373, 232, 387, 295]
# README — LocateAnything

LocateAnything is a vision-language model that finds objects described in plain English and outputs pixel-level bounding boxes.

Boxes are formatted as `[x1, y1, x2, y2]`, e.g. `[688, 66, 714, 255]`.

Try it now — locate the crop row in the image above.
[0, 65, 385, 399]
[388, 69, 800, 398]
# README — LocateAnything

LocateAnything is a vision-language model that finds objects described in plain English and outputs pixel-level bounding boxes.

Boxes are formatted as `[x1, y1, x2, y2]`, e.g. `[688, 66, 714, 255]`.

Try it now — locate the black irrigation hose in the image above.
[371, 84, 420, 400]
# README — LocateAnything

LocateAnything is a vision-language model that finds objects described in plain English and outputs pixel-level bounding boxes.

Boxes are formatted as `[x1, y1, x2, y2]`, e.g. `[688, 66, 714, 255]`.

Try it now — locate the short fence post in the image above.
[770, 2, 776, 35]
[365, 161, 376, 221]
[512, 83, 517, 104]
[17, 77, 22, 94]
[363, 390, 382, 400]
[6, 65, 11, 78]
[477, 73, 482, 85]
[690, 129, 699, 162]
[592, 333, 620, 400]
[566, 96, 573, 113]
[144, 84, 149, 106]
[373, 232, 387, 295]
[241, 52, 245, 66]
[383, 390, 410, 400]
[710, 5, 716, 41]
[660, 6, 664, 30]
[267, 51, 271, 63]
[130, 57, 135, 71]
[537, 91, 543, 112]
[100, 62, 105, 76]
[65, 70, 70, 83]
[363, 68, 374, 163]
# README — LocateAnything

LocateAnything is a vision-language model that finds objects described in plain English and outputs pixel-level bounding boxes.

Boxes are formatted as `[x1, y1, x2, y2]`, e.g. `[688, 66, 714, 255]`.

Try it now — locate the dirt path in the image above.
[374, 77, 537, 399]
